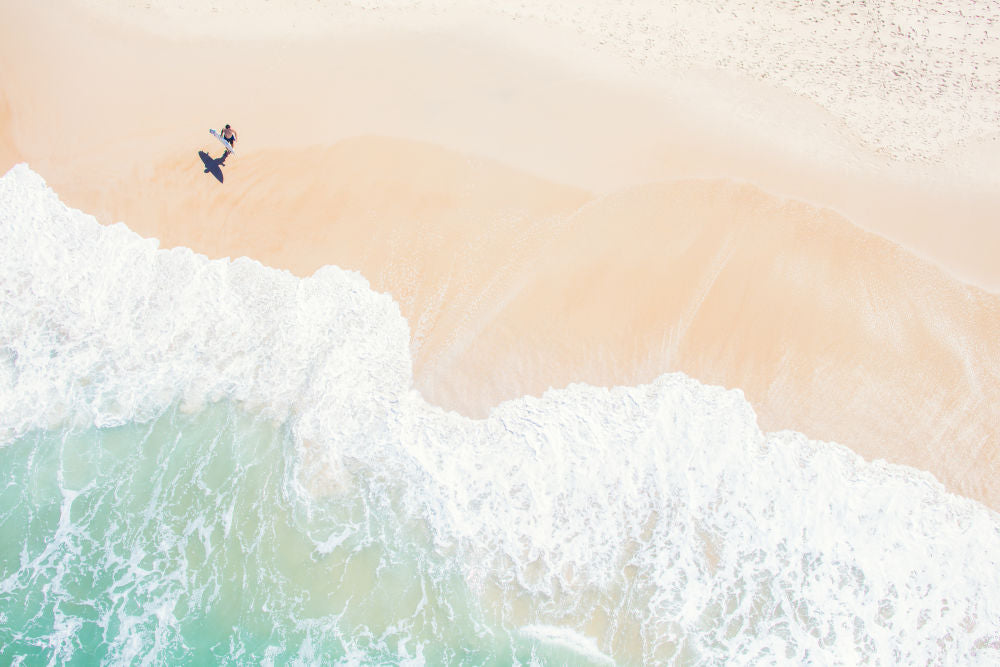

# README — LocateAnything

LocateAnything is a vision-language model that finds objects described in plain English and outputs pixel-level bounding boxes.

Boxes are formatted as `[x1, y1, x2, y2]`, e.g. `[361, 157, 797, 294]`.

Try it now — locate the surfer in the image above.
[219, 124, 238, 162]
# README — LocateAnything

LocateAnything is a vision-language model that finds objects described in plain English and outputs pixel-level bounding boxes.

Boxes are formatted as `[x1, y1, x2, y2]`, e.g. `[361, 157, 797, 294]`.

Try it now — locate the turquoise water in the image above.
[0, 402, 610, 665]
[3, 165, 1000, 664]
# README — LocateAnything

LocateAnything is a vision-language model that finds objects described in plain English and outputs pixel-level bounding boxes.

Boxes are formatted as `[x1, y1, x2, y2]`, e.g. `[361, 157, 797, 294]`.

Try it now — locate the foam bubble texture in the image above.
[2, 164, 999, 663]
[0, 164, 412, 444]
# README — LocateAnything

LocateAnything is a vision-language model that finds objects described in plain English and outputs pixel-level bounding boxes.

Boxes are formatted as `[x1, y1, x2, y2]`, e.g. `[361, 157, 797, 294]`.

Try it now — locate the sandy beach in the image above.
[2, 0, 999, 513]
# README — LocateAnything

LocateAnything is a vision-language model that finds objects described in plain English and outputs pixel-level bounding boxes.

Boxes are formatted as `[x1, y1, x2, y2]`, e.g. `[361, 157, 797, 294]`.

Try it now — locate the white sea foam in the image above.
[519, 625, 615, 665]
[2, 164, 999, 663]
[0, 163, 411, 444]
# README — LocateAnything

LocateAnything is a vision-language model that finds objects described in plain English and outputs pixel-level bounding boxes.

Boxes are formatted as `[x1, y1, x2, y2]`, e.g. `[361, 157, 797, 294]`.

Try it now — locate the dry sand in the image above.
[2, 1, 998, 509]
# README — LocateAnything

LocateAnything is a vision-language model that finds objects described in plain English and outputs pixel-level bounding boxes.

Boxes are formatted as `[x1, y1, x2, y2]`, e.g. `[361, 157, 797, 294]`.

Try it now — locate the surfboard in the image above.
[210, 129, 236, 156]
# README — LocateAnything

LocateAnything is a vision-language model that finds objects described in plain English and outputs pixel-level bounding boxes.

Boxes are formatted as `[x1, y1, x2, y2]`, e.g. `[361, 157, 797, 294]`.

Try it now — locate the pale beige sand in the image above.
[2, 2, 999, 510]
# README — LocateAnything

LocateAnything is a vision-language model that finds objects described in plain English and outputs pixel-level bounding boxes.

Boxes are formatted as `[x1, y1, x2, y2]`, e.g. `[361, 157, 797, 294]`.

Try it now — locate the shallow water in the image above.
[1, 402, 621, 665]
[1, 165, 999, 665]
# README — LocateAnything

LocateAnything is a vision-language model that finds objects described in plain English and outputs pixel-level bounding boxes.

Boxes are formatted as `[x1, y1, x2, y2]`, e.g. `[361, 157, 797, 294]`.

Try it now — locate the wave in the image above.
[1, 164, 998, 664]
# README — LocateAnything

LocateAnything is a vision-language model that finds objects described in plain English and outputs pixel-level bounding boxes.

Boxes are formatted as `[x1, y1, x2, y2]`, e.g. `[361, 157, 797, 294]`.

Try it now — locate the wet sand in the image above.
[2, 1, 999, 509]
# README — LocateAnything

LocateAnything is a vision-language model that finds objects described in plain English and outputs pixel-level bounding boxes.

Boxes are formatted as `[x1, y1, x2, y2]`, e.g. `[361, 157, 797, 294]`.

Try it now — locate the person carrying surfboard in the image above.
[219, 124, 238, 161]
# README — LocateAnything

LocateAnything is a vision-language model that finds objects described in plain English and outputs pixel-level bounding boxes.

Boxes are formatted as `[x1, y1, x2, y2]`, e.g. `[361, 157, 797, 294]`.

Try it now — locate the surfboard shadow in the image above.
[198, 151, 225, 183]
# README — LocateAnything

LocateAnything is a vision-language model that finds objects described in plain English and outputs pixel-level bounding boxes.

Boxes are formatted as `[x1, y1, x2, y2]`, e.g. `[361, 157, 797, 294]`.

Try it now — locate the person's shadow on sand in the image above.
[198, 151, 225, 183]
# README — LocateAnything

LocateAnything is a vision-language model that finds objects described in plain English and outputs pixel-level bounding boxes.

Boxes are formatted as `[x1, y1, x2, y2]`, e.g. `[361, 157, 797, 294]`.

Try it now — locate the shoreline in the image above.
[6, 3, 1000, 290]
[3, 1, 1000, 511]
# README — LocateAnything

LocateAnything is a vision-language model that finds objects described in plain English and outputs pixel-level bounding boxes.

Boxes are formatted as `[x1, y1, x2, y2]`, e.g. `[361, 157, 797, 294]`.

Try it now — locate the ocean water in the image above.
[1, 163, 999, 665]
